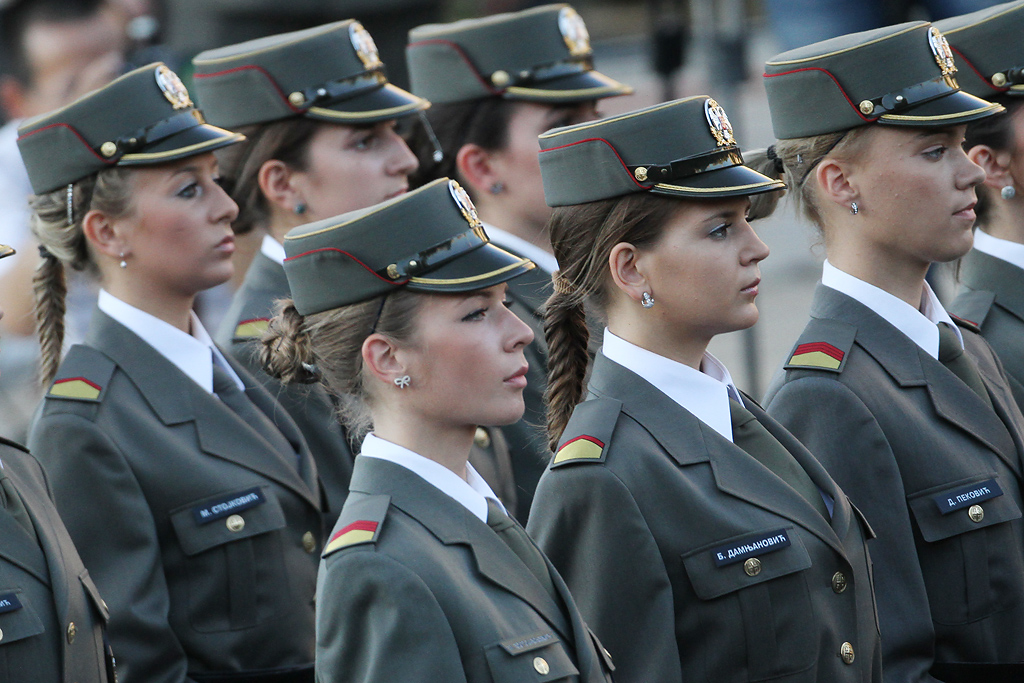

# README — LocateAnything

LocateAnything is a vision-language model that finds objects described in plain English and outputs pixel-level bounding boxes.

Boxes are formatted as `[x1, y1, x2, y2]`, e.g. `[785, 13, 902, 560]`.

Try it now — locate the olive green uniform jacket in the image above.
[29, 309, 323, 683]
[0, 437, 112, 683]
[949, 248, 1024, 410]
[217, 251, 518, 519]
[765, 284, 1024, 683]
[315, 455, 615, 683]
[528, 353, 882, 683]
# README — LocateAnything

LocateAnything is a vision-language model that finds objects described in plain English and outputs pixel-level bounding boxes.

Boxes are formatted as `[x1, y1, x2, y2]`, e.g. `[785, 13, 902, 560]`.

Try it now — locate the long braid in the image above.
[33, 250, 67, 386]
[543, 285, 590, 450]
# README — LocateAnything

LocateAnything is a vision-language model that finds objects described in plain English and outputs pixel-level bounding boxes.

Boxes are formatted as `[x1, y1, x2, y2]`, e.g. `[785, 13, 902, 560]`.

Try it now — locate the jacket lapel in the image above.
[350, 457, 571, 639]
[588, 355, 845, 556]
[0, 491, 49, 583]
[960, 249, 1024, 324]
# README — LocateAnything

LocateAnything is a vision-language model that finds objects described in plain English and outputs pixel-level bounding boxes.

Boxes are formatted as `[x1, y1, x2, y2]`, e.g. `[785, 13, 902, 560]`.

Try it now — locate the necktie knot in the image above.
[937, 322, 964, 363]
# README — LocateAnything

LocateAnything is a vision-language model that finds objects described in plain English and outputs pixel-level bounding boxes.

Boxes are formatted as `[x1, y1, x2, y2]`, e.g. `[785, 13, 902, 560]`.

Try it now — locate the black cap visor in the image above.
[118, 123, 244, 165]
[504, 69, 632, 103]
[306, 83, 429, 124]
[878, 88, 1003, 126]
[650, 163, 786, 199]
[405, 242, 536, 294]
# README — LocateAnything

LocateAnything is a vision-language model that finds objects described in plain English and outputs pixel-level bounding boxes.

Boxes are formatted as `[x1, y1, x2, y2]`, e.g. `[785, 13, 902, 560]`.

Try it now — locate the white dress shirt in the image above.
[260, 234, 286, 265]
[973, 229, 1024, 272]
[821, 260, 962, 358]
[359, 433, 507, 523]
[98, 289, 243, 392]
[484, 223, 559, 274]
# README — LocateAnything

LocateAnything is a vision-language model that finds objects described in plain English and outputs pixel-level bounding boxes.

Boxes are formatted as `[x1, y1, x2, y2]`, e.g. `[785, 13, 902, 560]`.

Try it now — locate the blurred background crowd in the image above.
[0, 0, 1008, 439]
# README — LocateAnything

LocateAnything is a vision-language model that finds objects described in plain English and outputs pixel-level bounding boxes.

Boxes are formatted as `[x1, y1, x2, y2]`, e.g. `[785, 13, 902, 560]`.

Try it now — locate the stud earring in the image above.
[119, 252, 127, 269]
[394, 375, 411, 389]
[294, 202, 307, 215]
[641, 292, 655, 309]
[489, 182, 504, 195]
[1002, 184, 1016, 200]
[850, 201, 859, 215]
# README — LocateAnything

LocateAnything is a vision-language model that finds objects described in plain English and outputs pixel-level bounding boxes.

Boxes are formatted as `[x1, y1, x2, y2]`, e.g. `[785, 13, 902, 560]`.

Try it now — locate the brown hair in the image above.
[544, 193, 680, 449]
[964, 98, 1024, 226]
[29, 167, 134, 385]
[260, 290, 420, 439]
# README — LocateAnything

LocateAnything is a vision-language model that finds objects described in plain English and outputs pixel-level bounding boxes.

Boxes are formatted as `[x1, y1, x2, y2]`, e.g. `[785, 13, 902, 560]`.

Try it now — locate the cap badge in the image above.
[558, 7, 592, 58]
[704, 98, 736, 147]
[448, 180, 485, 235]
[927, 27, 958, 88]
[350, 21, 382, 70]
[155, 65, 193, 110]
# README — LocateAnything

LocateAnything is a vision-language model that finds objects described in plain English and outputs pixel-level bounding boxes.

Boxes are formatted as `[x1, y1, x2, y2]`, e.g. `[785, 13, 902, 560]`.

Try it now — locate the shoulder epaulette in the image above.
[46, 345, 116, 403]
[233, 317, 270, 340]
[551, 397, 623, 468]
[947, 289, 993, 333]
[323, 493, 391, 558]
[784, 318, 857, 374]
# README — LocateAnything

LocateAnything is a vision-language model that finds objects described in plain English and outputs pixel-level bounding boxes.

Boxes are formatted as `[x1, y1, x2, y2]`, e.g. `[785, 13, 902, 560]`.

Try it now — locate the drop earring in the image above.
[641, 292, 655, 309]
[119, 252, 127, 269]
[394, 375, 411, 389]
[1002, 184, 1016, 200]
[850, 201, 859, 215]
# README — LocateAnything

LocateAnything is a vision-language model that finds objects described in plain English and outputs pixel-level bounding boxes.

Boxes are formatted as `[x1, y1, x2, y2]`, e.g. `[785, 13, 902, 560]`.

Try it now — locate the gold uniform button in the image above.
[226, 514, 245, 532]
[831, 571, 848, 594]
[474, 427, 491, 449]
[743, 558, 761, 577]
[969, 505, 984, 523]
[66, 621, 77, 644]
[100, 141, 117, 157]
[841, 642, 855, 664]
[302, 531, 316, 553]
[533, 656, 550, 675]
[491, 70, 511, 87]
[634, 166, 648, 182]
[288, 91, 306, 107]
[993, 72, 1008, 87]
[858, 100, 874, 115]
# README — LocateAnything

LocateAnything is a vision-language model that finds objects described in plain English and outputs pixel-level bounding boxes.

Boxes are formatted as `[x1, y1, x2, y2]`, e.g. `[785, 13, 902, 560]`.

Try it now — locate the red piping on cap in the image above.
[407, 39, 503, 95]
[194, 64, 304, 113]
[949, 45, 1009, 93]
[284, 247, 410, 285]
[17, 122, 112, 164]
[540, 137, 649, 189]
[764, 67, 874, 122]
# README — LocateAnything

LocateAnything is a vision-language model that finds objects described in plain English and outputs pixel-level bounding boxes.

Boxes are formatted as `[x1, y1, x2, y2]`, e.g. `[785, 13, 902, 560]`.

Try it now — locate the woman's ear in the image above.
[967, 144, 1014, 190]
[455, 143, 500, 197]
[362, 333, 409, 388]
[607, 241, 648, 305]
[816, 156, 858, 210]
[80, 208, 126, 261]
[258, 159, 304, 214]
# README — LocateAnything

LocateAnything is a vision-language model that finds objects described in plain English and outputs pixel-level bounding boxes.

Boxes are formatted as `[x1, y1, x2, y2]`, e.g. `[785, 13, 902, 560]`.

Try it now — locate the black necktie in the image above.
[0, 471, 38, 542]
[729, 399, 830, 519]
[937, 323, 993, 409]
[212, 363, 298, 466]
[486, 498, 560, 603]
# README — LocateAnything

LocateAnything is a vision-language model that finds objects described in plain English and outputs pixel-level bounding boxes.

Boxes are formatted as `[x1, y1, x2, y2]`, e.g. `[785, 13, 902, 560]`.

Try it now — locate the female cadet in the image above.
[936, 2, 1024, 409]
[191, 20, 515, 520]
[0, 244, 114, 683]
[260, 178, 615, 683]
[20, 64, 323, 683]
[756, 21, 1024, 683]
[404, 4, 632, 520]
[525, 97, 882, 683]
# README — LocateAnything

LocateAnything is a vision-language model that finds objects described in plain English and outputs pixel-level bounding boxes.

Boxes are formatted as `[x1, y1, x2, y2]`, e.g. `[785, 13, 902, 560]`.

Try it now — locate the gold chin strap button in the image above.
[968, 504, 984, 523]
[533, 657, 550, 675]
[491, 70, 511, 87]
[288, 91, 306, 107]
[634, 166, 648, 182]
[743, 557, 761, 577]
[992, 72, 1008, 87]
[226, 514, 245, 532]
[840, 642, 855, 664]
[100, 141, 117, 157]
[858, 100, 874, 115]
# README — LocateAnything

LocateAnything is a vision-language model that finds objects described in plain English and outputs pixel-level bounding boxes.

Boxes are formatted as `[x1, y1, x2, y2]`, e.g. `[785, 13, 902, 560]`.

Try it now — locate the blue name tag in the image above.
[0, 592, 23, 614]
[933, 479, 1002, 515]
[712, 529, 791, 567]
[192, 487, 265, 525]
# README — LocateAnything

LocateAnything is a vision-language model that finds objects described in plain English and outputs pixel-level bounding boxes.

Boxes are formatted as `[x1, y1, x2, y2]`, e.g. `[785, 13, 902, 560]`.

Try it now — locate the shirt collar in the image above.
[260, 234, 286, 265]
[972, 229, 1024, 272]
[97, 289, 242, 392]
[358, 433, 505, 523]
[483, 223, 558, 274]
[821, 260, 961, 359]
[602, 328, 741, 442]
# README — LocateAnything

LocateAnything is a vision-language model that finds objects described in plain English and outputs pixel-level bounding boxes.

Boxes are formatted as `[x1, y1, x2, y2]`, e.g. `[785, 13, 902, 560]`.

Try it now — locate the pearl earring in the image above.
[119, 252, 127, 269]
[641, 292, 655, 309]
[394, 375, 411, 389]
[1002, 184, 1016, 200]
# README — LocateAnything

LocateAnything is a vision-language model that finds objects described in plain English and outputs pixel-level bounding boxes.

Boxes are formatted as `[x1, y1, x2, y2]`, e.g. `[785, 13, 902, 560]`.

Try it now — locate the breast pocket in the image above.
[0, 590, 44, 647]
[907, 473, 1024, 625]
[485, 630, 580, 683]
[170, 485, 289, 632]
[682, 526, 815, 682]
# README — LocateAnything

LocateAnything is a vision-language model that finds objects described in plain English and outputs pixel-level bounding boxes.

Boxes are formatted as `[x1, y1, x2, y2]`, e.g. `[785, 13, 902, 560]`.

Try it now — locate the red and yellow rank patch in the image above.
[324, 520, 379, 554]
[49, 377, 102, 400]
[787, 342, 845, 370]
[553, 435, 605, 465]
[234, 318, 269, 339]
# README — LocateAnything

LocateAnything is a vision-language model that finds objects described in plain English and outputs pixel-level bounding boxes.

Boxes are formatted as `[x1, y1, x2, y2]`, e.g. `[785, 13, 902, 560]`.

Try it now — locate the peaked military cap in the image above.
[406, 3, 631, 105]
[538, 96, 785, 206]
[17, 63, 243, 195]
[764, 21, 1003, 139]
[283, 177, 535, 315]
[193, 20, 428, 128]
[936, 1, 1024, 99]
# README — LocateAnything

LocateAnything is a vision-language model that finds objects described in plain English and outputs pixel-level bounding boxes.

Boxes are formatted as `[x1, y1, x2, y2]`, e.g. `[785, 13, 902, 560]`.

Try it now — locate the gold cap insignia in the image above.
[634, 167, 648, 182]
[100, 141, 117, 157]
[350, 21, 382, 71]
[154, 65, 193, 110]
[928, 27, 958, 88]
[992, 72, 1008, 87]
[858, 99, 874, 115]
[491, 70, 511, 87]
[448, 180, 484, 234]
[704, 98, 736, 147]
[558, 7, 591, 58]
[288, 91, 306, 107]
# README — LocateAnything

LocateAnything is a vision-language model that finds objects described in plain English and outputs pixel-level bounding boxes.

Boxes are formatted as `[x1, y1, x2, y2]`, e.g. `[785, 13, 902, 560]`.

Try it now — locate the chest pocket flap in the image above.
[170, 485, 286, 556]
[0, 590, 43, 645]
[907, 474, 1022, 543]
[485, 630, 579, 683]
[681, 526, 811, 600]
